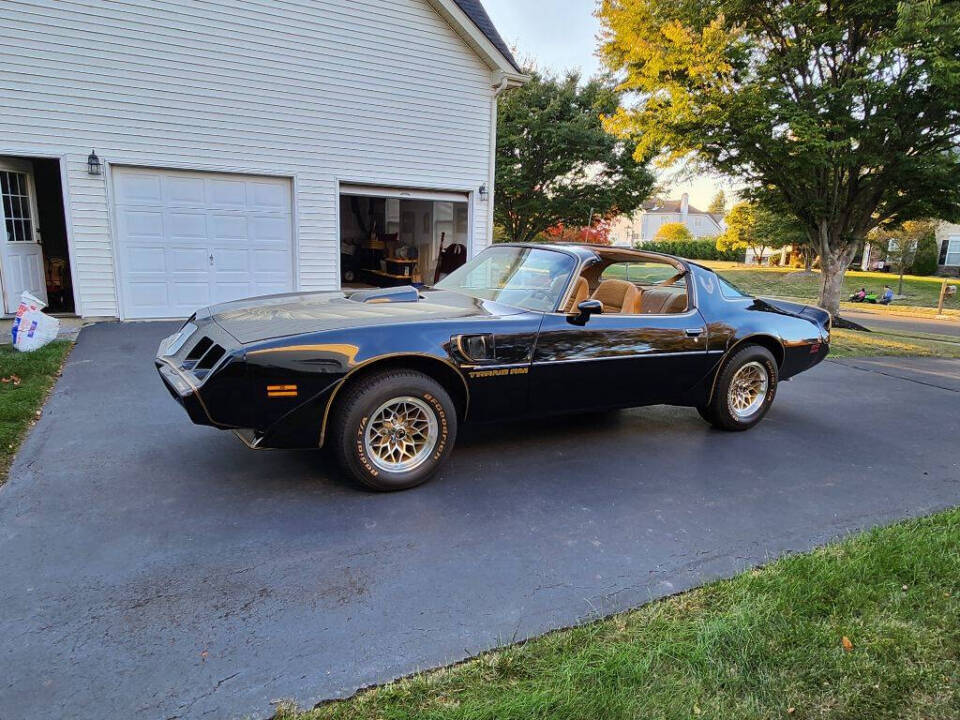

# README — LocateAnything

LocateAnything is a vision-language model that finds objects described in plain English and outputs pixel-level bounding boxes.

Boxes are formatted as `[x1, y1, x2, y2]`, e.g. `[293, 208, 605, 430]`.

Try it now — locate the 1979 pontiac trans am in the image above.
[157, 244, 830, 491]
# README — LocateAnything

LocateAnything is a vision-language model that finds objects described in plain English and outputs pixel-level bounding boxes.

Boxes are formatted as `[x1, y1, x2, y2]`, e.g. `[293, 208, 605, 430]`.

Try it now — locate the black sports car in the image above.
[157, 244, 830, 490]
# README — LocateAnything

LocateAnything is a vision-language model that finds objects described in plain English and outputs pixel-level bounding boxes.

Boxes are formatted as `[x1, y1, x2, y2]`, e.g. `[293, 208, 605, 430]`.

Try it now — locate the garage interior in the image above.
[339, 190, 469, 288]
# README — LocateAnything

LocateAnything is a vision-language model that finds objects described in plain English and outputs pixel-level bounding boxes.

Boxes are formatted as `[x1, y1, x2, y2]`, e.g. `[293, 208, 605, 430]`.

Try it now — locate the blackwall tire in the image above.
[700, 345, 778, 432]
[330, 370, 457, 491]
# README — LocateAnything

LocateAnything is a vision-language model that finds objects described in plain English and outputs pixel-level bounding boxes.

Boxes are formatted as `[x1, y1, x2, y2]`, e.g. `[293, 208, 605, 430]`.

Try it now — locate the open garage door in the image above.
[339, 184, 469, 288]
[113, 167, 294, 319]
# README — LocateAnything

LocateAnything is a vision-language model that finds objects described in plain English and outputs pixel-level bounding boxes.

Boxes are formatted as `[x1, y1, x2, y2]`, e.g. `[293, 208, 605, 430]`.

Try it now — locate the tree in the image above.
[542, 219, 614, 245]
[707, 190, 727, 216]
[717, 203, 767, 264]
[655, 222, 693, 242]
[868, 219, 938, 292]
[495, 69, 656, 244]
[716, 201, 807, 265]
[599, 0, 960, 315]
[912, 229, 941, 276]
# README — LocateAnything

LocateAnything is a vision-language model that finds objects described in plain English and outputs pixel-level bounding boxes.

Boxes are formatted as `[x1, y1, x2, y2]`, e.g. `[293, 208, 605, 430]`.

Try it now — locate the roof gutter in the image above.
[485, 73, 522, 252]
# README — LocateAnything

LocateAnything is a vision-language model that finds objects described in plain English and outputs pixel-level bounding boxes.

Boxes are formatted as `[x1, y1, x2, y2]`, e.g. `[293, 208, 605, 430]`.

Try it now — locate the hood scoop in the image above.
[348, 285, 421, 304]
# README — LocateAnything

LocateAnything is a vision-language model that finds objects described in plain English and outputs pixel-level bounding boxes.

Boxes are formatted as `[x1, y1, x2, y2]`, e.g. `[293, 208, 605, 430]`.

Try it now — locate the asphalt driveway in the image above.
[1, 322, 958, 719]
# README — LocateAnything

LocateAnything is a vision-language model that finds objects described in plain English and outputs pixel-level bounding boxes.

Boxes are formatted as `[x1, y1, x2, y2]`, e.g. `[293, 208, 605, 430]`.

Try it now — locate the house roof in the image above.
[451, 0, 521, 72]
[641, 198, 723, 223]
[641, 198, 699, 214]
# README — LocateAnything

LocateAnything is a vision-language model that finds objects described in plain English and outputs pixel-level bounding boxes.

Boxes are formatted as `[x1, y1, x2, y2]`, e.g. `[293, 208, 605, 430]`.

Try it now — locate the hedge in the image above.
[637, 238, 744, 262]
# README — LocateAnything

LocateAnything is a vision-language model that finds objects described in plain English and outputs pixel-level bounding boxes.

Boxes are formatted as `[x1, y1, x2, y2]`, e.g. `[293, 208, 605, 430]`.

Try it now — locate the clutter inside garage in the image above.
[339, 193, 469, 287]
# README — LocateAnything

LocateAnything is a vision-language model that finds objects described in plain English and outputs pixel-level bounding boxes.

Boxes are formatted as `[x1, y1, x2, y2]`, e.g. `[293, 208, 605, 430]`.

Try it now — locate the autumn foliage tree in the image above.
[598, 0, 960, 315]
[708, 190, 727, 215]
[654, 222, 693, 242]
[542, 219, 614, 245]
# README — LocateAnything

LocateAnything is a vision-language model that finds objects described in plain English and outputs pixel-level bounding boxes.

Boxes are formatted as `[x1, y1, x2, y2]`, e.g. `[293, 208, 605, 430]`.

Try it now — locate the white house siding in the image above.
[936, 222, 960, 269]
[0, 0, 496, 317]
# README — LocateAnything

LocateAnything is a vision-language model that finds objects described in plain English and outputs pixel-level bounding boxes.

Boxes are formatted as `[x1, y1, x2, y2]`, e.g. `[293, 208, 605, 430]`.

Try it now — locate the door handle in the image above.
[685, 328, 705, 338]
[209, 253, 214, 266]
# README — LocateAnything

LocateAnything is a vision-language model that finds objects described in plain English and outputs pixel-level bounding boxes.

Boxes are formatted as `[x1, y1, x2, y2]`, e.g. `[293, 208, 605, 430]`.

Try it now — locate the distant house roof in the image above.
[641, 198, 723, 224]
[451, 0, 521, 72]
[641, 198, 700, 214]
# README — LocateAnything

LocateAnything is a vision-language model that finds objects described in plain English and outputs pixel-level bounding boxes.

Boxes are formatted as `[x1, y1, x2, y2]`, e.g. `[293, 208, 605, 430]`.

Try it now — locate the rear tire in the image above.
[329, 369, 457, 491]
[698, 345, 778, 431]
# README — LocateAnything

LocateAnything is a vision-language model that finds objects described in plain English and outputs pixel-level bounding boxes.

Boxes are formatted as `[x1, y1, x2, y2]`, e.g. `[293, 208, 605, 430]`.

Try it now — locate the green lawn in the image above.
[830, 329, 960, 358]
[279, 509, 959, 720]
[0, 341, 72, 484]
[706, 264, 960, 312]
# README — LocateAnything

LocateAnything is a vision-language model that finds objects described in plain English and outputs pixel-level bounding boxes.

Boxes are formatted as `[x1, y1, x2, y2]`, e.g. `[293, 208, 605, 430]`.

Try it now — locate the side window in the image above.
[600, 261, 689, 314]
[601, 262, 685, 287]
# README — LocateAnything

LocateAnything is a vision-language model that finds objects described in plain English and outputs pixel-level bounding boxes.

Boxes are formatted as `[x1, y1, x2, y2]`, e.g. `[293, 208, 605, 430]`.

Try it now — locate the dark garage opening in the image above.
[32, 158, 74, 314]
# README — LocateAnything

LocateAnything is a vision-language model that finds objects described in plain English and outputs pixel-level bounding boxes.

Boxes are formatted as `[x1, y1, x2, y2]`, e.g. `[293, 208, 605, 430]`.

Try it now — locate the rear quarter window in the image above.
[602, 262, 684, 286]
[717, 276, 751, 299]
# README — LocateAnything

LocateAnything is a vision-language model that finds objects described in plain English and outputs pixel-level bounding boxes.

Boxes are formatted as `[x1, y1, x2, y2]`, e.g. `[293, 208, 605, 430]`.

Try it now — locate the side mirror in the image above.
[571, 298, 603, 325]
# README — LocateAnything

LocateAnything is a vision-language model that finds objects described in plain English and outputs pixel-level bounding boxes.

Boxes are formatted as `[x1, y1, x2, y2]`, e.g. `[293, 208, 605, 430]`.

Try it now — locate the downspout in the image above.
[485, 75, 510, 253]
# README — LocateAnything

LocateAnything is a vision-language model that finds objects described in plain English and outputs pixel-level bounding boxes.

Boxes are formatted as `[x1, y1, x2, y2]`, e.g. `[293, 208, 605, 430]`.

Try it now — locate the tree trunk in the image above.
[803, 249, 814, 272]
[816, 226, 861, 316]
[819, 257, 846, 317]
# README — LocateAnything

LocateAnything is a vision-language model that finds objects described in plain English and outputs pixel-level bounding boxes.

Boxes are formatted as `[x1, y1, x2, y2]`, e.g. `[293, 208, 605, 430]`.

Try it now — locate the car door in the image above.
[528, 263, 713, 415]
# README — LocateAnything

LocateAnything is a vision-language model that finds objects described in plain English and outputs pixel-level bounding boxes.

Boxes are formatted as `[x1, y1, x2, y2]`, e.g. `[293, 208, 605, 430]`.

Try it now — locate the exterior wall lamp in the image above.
[479, 184, 489, 202]
[87, 149, 102, 176]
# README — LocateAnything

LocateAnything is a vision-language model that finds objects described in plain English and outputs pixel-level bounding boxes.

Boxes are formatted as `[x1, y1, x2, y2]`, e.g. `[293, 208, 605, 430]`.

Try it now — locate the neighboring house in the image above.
[610, 193, 725, 247]
[860, 221, 960, 274]
[936, 222, 960, 274]
[0, 0, 525, 319]
[744, 246, 793, 266]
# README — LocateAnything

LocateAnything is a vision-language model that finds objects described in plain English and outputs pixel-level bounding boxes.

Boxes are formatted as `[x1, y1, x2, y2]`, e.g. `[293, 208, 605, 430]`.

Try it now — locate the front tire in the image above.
[329, 369, 457, 491]
[698, 345, 778, 431]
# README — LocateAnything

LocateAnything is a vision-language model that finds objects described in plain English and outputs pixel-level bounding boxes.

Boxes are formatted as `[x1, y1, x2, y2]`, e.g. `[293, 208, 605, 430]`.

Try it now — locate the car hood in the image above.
[200, 287, 526, 344]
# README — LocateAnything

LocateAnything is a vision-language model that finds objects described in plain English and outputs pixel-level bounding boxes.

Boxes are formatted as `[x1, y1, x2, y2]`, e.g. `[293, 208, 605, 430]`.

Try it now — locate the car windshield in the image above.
[434, 246, 576, 312]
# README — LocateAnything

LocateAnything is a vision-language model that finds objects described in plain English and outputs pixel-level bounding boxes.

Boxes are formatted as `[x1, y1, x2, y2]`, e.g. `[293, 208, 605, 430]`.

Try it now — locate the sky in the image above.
[481, 0, 734, 211]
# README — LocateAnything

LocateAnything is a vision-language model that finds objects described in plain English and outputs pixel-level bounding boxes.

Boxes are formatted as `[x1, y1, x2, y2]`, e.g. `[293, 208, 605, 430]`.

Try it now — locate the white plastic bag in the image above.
[11, 292, 60, 352]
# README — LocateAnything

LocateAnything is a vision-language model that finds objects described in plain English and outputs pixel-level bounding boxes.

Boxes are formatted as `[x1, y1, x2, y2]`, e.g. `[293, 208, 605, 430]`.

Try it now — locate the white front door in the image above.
[0, 158, 47, 314]
[113, 167, 294, 319]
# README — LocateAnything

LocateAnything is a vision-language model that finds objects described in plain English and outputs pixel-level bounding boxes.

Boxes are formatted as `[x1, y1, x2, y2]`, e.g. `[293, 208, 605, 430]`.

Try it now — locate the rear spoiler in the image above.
[755, 297, 831, 333]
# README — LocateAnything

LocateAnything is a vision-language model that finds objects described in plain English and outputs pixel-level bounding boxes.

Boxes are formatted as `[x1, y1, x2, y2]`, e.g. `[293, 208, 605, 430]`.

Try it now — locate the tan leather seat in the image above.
[664, 292, 688, 313]
[591, 279, 642, 314]
[640, 287, 688, 314]
[564, 276, 590, 312]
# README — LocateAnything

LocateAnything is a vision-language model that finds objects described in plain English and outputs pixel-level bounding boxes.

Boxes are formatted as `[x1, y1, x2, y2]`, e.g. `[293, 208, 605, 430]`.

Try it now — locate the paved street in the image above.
[0, 322, 958, 719]
[842, 308, 960, 338]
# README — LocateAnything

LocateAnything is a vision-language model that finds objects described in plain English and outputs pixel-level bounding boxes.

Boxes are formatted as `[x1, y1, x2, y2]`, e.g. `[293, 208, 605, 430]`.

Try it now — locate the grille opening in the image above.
[186, 336, 213, 361]
[195, 343, 226, 371]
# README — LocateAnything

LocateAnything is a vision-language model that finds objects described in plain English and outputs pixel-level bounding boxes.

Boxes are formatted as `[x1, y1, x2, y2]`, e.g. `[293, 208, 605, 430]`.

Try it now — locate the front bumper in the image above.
[156, 354, 213, 426]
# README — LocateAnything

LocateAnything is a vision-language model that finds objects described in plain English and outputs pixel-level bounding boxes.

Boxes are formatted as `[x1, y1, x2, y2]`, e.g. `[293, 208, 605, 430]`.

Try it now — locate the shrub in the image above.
[911, 233, 940, 275]
[638, 238, 744, 262]
[654, 222, 694, 242]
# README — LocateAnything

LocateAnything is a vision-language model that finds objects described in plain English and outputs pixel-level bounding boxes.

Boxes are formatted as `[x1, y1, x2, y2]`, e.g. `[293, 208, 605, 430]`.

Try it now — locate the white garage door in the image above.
[113, 167, 294, 319]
